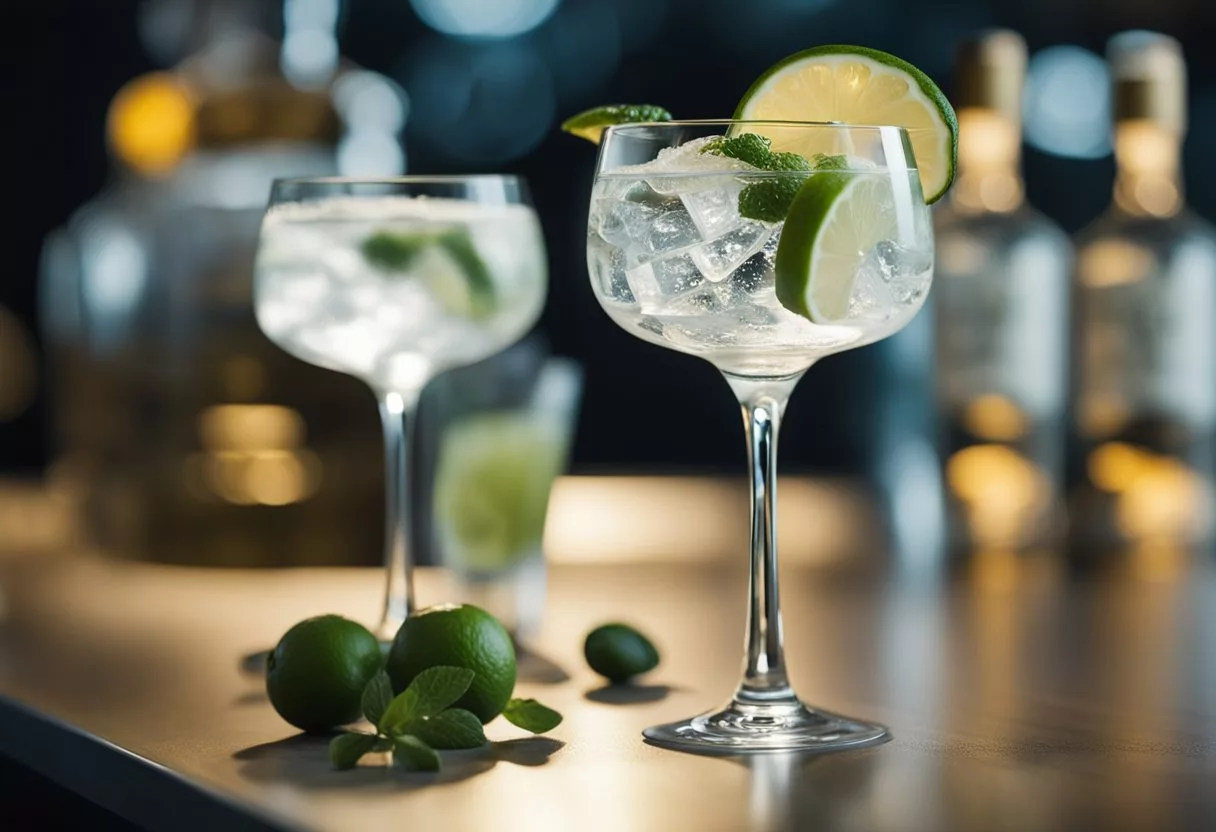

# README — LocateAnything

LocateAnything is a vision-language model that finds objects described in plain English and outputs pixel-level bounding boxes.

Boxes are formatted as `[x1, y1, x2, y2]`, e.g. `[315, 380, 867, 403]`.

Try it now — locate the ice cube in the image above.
[587, 232, 635, 305]
[625, 251, 705, 315]
[644, 136, 754, 196]
[599, 198, 701, 267]
[681, 184, 745, 240]
[846, 250, 897, 322]
[689, 222, 772, 283]
[874, 239, 933, 304]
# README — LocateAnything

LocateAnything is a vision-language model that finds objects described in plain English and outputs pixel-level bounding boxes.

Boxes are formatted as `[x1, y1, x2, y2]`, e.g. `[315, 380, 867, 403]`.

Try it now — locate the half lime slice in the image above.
[362, 229, 495, 319]
[561, 104, 673, 145]
[734, 45, 957, 203]
[774, 159, 899, 323]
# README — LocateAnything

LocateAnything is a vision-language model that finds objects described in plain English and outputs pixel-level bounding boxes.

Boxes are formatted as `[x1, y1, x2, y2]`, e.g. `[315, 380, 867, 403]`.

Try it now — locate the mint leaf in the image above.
[701, 132, 817, 223]
[329, 732, 377, 771]
[811, 153, 850, 171]
[739, 179, 806, 223]
[768, 151, 813, 172]
[362, 231, 437, 270]
[702, 133, 774, 168]
[392, 735, 441, 772]
[380, 666, 475, 734]
[401, 709, 487, 750]
[502, 698, 563, 734]
[361, 670, 393, 726]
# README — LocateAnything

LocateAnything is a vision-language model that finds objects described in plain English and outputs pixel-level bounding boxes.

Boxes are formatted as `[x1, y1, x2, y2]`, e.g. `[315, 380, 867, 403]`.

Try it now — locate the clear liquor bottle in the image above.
[933, 30, 1073, 555]
[39, 0, 409, 566]
[1069, 32, 1216, 556]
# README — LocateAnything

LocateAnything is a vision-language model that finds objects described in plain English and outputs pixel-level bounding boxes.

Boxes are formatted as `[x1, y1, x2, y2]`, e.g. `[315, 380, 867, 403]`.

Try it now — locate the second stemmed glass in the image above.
[253, 176, 547, 640]
[587, 121, 934, 753]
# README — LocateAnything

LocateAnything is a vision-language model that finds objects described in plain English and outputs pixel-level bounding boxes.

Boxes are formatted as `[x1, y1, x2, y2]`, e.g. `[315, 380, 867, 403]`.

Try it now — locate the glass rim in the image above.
[603, 119, 918, 136]
[270, 174, 525, 187]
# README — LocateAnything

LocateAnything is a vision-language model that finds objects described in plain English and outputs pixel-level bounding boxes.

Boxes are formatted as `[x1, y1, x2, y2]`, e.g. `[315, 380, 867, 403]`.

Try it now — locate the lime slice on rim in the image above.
[773, 158, 900, 323]
[561, 104, 673, 144]
[734, 45, 957, 203]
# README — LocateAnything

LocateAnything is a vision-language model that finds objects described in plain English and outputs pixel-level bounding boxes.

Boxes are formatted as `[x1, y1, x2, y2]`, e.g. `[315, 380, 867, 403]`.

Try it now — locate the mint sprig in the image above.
[702, 133, 847, 223]
[331, 667, 561, 773]
[379, 666, 475, 734]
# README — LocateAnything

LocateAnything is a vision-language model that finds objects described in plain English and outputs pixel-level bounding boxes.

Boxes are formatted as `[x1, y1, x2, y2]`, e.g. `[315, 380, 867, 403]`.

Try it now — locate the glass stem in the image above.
[725, 373, 803, 705]
[376, 388, 419, 641]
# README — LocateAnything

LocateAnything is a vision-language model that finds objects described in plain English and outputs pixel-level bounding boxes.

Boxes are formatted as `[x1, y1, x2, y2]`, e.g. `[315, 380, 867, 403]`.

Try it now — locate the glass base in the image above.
[643, 697, 890, 755]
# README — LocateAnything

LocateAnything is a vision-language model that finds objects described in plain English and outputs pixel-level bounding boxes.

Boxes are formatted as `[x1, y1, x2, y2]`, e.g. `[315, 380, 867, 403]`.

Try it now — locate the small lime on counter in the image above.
[584, 623, 660, 684]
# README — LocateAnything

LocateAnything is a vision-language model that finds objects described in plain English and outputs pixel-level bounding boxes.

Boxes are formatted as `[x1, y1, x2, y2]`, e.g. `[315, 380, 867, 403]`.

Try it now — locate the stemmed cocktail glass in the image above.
[254, 177, 547, 640]
[587, 122, 933, 753]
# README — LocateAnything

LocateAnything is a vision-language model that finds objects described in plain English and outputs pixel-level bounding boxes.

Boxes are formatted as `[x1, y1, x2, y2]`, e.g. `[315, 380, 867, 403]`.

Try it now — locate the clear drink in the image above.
[251, 176, 546, 641]
[586, 137, 933, 378]
[255, 196, 546, 393]
[585, 121, 937, 755]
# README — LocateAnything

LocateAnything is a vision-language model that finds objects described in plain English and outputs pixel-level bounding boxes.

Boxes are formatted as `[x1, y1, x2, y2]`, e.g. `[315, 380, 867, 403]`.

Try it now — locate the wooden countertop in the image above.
[1, 550, 1215, 831]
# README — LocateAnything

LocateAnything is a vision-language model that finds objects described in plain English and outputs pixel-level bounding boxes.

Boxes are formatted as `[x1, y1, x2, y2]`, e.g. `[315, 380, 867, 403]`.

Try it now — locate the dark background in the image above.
[3, 0, 1216, 477]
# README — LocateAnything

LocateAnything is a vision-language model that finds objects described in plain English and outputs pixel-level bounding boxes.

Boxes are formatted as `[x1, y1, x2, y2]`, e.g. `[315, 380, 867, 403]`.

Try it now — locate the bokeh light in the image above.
[79, 221, 148, 351]
[106, 72, 196, 176]
[337, 130, 406, 176]
[1023, 45, 1111, 159]
[334, 71, 410, 133]
[411, 0, 561, 39]
[402, 39, 555, 163]
[281, 0, 341, 88]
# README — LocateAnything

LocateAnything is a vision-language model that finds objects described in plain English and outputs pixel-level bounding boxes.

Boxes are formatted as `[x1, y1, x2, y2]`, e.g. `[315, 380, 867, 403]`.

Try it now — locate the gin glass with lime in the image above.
[581, 47, 956, 753]
[254, 177, 547, 640]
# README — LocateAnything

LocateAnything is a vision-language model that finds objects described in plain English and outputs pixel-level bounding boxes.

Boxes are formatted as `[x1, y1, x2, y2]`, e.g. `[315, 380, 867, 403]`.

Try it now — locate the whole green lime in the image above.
[386, 604, 516, 724]
[584, 623, 660, 684]
[265, 615, 382, 733]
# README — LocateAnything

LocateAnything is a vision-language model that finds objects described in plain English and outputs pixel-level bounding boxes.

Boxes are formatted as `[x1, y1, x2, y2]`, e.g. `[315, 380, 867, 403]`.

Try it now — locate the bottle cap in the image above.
[1108, 31, 1186, 136]
[954, 29, 1027, 127]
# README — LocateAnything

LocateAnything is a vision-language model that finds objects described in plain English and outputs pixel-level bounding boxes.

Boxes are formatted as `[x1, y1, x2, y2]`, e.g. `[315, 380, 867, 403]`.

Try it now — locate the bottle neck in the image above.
[1113, 120, 1183, 219]
[949, 108, 1024, 215]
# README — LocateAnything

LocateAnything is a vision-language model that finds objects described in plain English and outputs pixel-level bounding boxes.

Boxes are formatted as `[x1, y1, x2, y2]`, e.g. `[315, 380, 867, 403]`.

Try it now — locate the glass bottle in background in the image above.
[933, 30, 1072, 557]
[40, 0, 408, 566]
[1069, 32, 1216, 559]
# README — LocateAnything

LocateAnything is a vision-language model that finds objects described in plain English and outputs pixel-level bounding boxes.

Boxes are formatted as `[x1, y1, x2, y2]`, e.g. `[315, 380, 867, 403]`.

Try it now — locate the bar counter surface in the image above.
[0, 546, 1214, 831]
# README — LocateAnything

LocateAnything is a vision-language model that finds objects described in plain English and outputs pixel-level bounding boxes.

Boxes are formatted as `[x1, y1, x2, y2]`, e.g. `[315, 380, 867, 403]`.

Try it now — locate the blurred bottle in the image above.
[1068, 32, 1216, 556]
[39, 0, 408, 565]
[933, 30, 1072, 557]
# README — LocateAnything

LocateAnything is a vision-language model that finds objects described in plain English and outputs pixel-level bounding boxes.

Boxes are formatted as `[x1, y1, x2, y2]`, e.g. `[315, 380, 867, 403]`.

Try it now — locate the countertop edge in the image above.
[0, 695, 292, 832]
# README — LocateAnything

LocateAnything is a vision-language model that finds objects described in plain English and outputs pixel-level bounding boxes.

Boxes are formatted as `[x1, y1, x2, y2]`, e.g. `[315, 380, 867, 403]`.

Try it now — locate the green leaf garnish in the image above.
[401, 708, 488, 750]
[379, 666, 475, 734]
[362, 230, 440, 270]
[392, 735, 441, 772]
[501, 698, 563, 734]
[329, 732, 378, 771]
[361, 670, 393, 727]
[361, 229, 495, 319]
[701, 133, 777, 169]
[702, 132, 827, 223]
